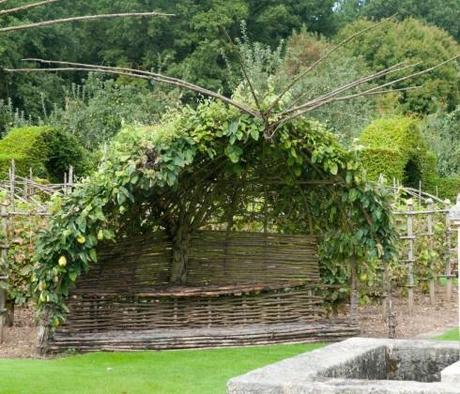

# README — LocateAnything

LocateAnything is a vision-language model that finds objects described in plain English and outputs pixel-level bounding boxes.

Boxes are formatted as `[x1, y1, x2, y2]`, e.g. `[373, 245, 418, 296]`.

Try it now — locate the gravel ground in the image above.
[1, 289, 458, 359]
[358, 289, 458, 339]
[0, 307, 42, 359]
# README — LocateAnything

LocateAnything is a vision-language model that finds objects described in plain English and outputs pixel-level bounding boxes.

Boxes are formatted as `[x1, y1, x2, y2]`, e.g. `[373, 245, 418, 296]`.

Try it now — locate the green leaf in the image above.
[225, 145, 243, 164]
[330, 162, 338, 175]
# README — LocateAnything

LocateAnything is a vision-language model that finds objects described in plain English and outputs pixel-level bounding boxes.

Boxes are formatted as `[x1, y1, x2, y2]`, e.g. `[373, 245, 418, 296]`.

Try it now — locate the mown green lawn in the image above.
[0, 343, 324, 394]
[1, 327, 459, 394]
[434, 327, 460, 341]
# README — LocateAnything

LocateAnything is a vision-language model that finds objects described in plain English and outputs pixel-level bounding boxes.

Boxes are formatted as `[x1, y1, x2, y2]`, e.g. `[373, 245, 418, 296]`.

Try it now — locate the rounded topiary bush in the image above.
[0, 126, 91, 182]
[359, 117, 437, 189]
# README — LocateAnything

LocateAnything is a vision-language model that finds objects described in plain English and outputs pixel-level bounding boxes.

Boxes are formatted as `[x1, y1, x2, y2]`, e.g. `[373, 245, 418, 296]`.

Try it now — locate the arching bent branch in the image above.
[277, 54, 460, 124]
[6, 52, 460, 137]
[0, 12, 174, 34]
[0, 0, 60, 16]
[7, 60, 259, 118]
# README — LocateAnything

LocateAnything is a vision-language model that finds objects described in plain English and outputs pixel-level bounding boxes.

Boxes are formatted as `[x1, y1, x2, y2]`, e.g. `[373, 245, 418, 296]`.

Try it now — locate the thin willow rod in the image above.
[281, 86, 422, 125]
[281, 62, 415, 117]
[221, 28, 264, 117]
[21, 59, 259, 117]
[327, 86, 421, 102]
[265, 15, 396, 115]
[0, 11, 173, 33]
[275, 56, 459, 127]
[0, 0, 59, 16]
[341, 54, 460, 101]
[9, 62, 258, 117]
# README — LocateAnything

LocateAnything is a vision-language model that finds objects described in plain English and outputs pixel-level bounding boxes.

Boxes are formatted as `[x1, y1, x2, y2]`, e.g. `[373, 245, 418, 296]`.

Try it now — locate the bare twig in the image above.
[280, 62, 416, 116]
[345, 54, 460, 99]
[265, 15, 396, 115]
[221, 28, 264, 117]
[331, 85, 422, 101]
[0, 0, 10, 5]
[0, 11, 173, 33]
[8, 59, 259, 117]
[0, 0, 60, 16]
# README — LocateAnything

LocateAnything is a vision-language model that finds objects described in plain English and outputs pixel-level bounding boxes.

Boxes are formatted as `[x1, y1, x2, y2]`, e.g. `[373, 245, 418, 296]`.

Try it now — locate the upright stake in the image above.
[384, 262, 396, 338]
[0, 203, 9, 343]
[9, 160, 15, 213]
[63, 171, 67, 194]
[29, 168, 34, 199]
[406, 199, 415, 314]
[350, 257, 358, 321]
[427, 199, 436, 305]
[68, 166, 74, 193]
[445, 200, 453, 302]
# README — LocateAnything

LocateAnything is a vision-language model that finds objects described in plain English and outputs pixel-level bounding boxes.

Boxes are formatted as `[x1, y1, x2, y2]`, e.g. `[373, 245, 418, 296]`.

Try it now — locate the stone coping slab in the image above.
[227, 338, 460, 393]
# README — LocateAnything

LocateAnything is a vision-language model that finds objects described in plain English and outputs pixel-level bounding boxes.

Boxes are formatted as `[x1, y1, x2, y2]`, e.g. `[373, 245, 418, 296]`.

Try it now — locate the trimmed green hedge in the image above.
[430, 176, 460, 201]
[0, 126, 90, 182]
[359, 117, 437, 188]
[359, 147, 406, 181]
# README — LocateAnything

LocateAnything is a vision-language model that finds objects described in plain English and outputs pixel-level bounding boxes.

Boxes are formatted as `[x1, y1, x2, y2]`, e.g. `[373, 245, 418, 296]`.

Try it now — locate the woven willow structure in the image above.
[36, 109, 395, 352]
[47, 230, 358, 352]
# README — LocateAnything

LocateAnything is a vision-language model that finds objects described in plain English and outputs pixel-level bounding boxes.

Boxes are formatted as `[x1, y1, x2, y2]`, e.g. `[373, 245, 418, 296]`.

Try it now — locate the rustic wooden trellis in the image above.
[0, 162, 74, 343]
[390, 186, 458, 315]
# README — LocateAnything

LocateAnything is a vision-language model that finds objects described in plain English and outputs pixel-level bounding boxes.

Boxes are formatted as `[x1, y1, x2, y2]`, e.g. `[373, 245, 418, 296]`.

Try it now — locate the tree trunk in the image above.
[350, 257, 358, 321]
[5, 299, 14, 327]
[170, 224, 190, 285]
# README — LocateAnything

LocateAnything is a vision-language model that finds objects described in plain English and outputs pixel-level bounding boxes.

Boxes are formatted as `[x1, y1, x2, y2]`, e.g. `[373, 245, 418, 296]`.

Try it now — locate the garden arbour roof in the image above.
[33, 101, 397, 327]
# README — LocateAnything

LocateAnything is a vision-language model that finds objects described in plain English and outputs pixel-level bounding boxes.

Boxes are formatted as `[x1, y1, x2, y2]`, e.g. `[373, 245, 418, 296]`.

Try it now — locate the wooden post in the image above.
[29, 168, 34, 199]
[9, 160, 15, 212]
[63, 171, 67, 194]
[0, 203, 9, 343]
[68, 166, 74, 192]
[406, 199, 415, 314]
[445, 202, 453, 302]
[384, 262, 396, 338]
[350, 257, 358, 321]
[427, 199, 436, 304]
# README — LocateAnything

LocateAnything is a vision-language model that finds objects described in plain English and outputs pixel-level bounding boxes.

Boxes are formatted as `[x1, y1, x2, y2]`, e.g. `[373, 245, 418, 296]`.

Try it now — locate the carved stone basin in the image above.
[228, 338, 460, 393]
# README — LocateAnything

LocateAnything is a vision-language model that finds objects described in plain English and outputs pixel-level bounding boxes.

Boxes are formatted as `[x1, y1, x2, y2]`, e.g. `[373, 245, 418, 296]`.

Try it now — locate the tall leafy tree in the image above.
[338, 18, 460, 114]
[336, 0, 460, 42]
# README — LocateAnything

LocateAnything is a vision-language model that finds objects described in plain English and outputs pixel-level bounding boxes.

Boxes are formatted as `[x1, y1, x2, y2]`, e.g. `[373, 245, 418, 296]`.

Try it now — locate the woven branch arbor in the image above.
[32, 102, 397, 350]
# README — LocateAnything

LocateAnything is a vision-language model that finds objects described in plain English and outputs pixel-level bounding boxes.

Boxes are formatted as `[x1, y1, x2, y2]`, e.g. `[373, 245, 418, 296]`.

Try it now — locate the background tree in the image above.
[337, 0, 460, 42]
[422, 107, 460, 177]
[338, 18, 460, 114]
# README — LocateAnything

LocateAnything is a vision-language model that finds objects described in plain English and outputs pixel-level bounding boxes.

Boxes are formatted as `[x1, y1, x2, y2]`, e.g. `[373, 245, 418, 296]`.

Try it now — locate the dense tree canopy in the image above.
[0, 0, 340, 115]
[337, 0, 460, 42]
[338, 18, 460, 114]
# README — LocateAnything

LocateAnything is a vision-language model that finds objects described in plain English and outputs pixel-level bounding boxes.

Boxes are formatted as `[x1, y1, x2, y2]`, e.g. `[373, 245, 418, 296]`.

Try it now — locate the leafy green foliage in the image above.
[0, 126, 91, 181]
[430, 176, 460, 201]
[32, 102, 397, 327]
[422, 107, 460, 177]
[1, 0, 340, 112]
[0, 98, 31, 137]
[338, 18, 460, 114]
[0, 194, 47, 305]
[337, 0, 460, 42]
[48, 74, 181, 150]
